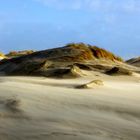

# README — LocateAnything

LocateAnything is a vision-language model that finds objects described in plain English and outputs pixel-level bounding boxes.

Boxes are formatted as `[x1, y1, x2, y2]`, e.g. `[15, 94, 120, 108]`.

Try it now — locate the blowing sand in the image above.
[0, 72, 140, 140]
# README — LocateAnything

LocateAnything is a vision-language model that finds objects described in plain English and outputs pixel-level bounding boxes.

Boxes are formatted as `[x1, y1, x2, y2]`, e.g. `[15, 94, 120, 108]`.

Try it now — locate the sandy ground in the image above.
[0, 72, 140, 140]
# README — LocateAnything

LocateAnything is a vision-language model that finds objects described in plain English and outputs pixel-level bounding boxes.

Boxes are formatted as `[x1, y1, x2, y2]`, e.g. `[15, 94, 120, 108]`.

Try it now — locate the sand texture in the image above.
[0, 72, 140, 140]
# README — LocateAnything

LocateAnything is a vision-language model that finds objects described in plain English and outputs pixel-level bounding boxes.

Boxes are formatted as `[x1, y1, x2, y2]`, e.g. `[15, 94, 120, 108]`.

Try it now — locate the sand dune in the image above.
[0, 72, 140, 140]
[126, 57, 140, 67]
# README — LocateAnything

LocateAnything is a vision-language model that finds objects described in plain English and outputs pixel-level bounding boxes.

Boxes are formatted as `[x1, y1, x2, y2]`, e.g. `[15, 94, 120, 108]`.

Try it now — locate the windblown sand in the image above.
[0, 72, 140, 140]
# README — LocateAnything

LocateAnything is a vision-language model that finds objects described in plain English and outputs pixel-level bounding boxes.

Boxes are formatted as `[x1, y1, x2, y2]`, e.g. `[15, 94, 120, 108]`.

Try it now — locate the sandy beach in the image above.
[0, 71, 140, 140]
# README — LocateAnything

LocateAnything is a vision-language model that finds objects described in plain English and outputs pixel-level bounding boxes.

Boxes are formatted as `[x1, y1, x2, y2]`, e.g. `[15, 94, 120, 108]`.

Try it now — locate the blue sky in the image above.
[0, 0, 140, 59]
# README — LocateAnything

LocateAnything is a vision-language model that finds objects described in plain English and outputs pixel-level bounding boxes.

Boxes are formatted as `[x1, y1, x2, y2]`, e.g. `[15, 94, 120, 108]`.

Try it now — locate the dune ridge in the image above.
[0, 43, 139, 77]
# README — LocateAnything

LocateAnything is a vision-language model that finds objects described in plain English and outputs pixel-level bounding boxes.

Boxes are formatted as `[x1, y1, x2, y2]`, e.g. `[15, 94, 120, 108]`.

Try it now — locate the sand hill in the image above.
[0, 43, 139, 76]
[126, 57, 140, 67]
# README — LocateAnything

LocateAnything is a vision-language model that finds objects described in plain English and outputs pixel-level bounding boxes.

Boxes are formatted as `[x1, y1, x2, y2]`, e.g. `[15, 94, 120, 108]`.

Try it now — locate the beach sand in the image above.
[0, 71, 140, 140]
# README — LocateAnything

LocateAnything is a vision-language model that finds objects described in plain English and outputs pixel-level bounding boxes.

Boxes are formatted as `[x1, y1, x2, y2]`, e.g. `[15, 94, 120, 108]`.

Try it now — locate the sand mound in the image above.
[126, 57, 140, 67]
[76, 80, 104, 89]
[38, 65, 85, 78]
[5, 98, 21, 113]
[106, 67, 133, 76]
[0, 43, 125, 76]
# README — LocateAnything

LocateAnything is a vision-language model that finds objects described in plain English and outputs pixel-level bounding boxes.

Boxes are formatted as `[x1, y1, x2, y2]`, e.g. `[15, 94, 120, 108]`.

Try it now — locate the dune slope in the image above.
[0, 74, 140, 140]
